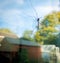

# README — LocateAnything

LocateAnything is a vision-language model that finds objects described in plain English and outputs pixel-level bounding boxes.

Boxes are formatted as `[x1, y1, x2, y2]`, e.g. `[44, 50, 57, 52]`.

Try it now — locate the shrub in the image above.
[18, 48, 30, 63]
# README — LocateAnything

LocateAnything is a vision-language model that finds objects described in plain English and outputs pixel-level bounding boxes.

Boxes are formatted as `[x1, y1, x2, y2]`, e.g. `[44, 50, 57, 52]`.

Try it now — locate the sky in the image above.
[0, 0, 59, 37]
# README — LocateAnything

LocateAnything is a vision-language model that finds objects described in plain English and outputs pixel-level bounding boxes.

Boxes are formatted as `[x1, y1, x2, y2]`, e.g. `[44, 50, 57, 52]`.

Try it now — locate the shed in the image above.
[19, 38, 42, 62]
[0, 33, 42, 63]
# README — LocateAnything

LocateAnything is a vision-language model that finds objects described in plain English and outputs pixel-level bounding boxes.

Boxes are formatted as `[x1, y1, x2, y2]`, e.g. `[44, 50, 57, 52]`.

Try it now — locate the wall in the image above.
[20, 45, 42, 61]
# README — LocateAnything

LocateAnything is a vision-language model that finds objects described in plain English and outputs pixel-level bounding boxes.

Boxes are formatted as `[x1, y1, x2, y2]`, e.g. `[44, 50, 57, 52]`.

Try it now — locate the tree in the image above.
[35, 11, 60, 44]
[22, 30, 34, 41]
[44, 34, 58, 45]
[56, 33, 60, 47]
[0, 28, 13, 33]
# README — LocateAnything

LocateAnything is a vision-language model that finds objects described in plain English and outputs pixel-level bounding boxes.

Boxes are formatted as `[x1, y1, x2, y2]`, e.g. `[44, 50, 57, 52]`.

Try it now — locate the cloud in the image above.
[29, 6, 59, 17]
[15, 0, 24, 4]
[0, 0, 24, 9]
[22, 5, 59, 19]
[34, 6, 59, 17]
[35, 6, 52, 14]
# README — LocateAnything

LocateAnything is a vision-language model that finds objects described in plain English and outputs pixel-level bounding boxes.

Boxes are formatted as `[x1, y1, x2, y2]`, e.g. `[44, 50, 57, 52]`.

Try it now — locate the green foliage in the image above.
[35, 11, 60, 44]
[22, 30, 34, 41]
[55, 33, 60, 47]
[30, 58, 42, 63]
[42, 11, 60, 27]
[18, 48, 30, 63]
[44, 34, 58, 45]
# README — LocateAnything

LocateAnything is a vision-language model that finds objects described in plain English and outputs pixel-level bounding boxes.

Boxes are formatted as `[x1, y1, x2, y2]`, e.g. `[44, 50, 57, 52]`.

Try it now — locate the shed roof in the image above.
[20, 39, 40, 47]
[5, 37, 20, 44]
[0, 37, 40, 47]
[5, 37, 40, 47]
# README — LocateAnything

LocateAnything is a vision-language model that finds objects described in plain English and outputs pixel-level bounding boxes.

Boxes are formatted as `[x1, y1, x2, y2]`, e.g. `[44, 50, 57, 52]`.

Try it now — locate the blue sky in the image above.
[0, 0, 59, 37]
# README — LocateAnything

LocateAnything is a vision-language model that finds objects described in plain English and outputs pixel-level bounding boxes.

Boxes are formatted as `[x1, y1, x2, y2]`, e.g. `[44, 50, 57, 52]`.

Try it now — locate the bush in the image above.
[18, 48, 30, 63]
[17, 48, 43, 63]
